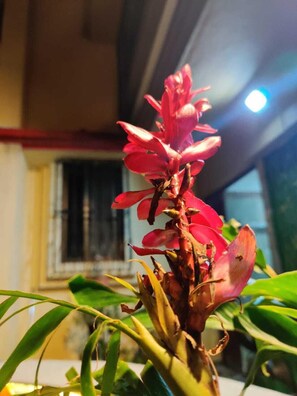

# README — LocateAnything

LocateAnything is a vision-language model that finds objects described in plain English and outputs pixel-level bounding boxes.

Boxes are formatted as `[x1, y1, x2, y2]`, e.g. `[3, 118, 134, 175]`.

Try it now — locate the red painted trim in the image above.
[0, 128, 125, 151]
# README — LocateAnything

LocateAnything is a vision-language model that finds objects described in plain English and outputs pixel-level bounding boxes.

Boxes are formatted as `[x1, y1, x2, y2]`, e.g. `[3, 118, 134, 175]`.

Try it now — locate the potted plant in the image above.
[0, 65, 296, 395]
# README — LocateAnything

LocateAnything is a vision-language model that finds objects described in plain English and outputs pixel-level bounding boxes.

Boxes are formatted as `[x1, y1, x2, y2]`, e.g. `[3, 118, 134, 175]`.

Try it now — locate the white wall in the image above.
[0, 144, 29, 359]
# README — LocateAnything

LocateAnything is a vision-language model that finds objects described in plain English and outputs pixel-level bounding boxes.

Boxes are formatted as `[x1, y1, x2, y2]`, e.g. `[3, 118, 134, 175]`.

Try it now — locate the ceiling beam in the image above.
[0, 128, 125, 151]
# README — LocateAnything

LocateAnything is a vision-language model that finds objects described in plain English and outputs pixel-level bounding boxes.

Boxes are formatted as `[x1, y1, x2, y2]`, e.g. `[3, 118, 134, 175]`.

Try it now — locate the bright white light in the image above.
[244, 90, 267, 113]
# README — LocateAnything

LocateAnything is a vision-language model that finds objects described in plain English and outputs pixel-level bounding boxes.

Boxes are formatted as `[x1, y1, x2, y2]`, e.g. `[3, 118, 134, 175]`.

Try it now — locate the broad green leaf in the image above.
[141, 360, 173, 396]
[101, 330, 121, 396]
[242, 271, 297, 308]
[256, 305, 297, 320]
[0, 296, 18, 320]
[209, 301, 240, 331]
[0, 306, 71, 390]
[247, 307, 297, 348]
[236, 307, 297, 356]
[68, 275, 137, 308]
[81, 323, 107, 396]
[241, 344, 283, 394]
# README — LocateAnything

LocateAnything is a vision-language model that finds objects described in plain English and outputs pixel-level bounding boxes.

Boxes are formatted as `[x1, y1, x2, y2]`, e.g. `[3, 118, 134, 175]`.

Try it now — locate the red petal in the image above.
[181, 136, 221, 163]
[142, 229, 177, 247]
[137, 198, 173, 220]
[193, 123, 217, 134]
[161, 90, 173, 144]
[117, 121, 169, 160]
[194, 98, 212, 113]
[189, 224, 228, 260]
[165, 235, 179, 249]
[112, 188, 155, 209]
[144, 95, 161, 113]
[212, 225, 256, 308]
[171, 104, 198, 150]
[185, 191, 223, 229]
[123, 143, 146, 154]
[190, 160, 205, 176]
[124, 153, 167, 174]
[180, 64, 192, 95]
[130, 245, 166, 256]
[191, 86, 211, 99]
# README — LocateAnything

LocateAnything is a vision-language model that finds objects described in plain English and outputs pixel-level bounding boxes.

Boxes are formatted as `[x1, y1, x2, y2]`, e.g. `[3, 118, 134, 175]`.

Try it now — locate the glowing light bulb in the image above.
[244, 89, 267, 113]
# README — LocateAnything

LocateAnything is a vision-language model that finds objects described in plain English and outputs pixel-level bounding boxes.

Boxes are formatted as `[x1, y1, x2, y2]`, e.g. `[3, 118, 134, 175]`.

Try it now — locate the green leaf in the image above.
[222, 220, 240, 241]
[241, 344, 283, 394]
[236, 307, 297, 356]
[209, 301, 240, 331]
[255, 248, 267, 270]
[0, 306, 71, 390]
[94, 360, 149, 396]
[256, 305, 297, 320]
[141, 361, 173, 396]
[68, 274, 137, 309]
[242, 271, 297, 308]
[0, 296, 18, 320]
[65, 366, 79, 382]
[81, 323, 107, 396]
[101, 330, 121, 396]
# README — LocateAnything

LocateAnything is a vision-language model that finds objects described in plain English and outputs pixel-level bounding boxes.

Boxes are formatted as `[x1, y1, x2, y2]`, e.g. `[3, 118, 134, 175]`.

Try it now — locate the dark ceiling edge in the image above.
[117, 0, 167, 121]
[133, 0, 208, 130]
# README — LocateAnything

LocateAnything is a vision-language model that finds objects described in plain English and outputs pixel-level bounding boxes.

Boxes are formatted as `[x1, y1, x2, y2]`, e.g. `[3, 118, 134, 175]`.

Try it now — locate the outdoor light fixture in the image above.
[244, 89, 268, 113]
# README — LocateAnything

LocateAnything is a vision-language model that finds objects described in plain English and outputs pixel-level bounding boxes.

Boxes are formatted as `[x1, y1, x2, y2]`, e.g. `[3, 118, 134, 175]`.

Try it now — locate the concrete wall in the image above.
[0, 0, 29, 127]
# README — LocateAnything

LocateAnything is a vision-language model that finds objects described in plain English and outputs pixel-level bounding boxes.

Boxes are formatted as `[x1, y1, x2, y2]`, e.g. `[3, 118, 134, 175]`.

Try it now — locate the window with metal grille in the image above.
[47, 159, 128, 280]
[61, 160, 124, 262]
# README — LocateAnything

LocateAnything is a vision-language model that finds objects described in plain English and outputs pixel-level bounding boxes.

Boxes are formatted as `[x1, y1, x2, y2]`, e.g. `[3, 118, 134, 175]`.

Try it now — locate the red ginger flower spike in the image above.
[113, 65, 221, 221]
[145, 64, 217, 152]
[117, 65, 220, 180]
[112, 64, 257, 350]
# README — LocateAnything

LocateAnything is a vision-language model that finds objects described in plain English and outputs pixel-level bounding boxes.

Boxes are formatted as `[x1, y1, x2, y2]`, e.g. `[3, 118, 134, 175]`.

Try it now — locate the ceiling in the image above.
[120, 0, 297, 125]
[116, 0, 297, 196]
